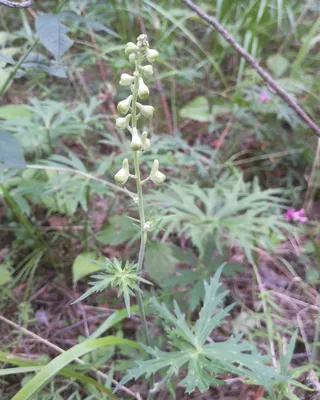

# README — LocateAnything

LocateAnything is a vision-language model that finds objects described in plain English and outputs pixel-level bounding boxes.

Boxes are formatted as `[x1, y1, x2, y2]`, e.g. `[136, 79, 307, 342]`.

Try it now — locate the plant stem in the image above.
[131, 53, 152, 348]
[0, 38, 38, 97]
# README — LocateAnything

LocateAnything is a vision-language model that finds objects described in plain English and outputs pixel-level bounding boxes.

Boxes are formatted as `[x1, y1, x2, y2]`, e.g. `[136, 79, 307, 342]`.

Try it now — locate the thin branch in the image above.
[26, 164, 135, 199]
[180, 0, 320, 138]
[0, 0, 34, 7]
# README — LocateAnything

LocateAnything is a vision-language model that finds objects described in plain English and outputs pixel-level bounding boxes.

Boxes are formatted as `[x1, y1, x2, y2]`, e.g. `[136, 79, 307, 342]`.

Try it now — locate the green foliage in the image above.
[121, 267, 280, 394]
[0, 263, 12, 285]
[179, 96, 211, 122]
[97, 215, 138, 246]
[165, 239, 243, 310]
[0, 99, 85, 152]
[11, 337, 140, 400]
[1, 1, 319, 398]
[36, 14, 74, 61]
[145, 241, 177, 285]
[73, 258, 152, 317]
[72, 252, 104, 283]
[0, 130, 25, 169]
[148, 171, 288, 259]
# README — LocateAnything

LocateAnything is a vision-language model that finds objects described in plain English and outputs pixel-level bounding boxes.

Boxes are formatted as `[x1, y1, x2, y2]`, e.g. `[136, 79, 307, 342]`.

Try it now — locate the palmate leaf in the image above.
[165, 240, 244, 310]
[146, 171, 289, 260]
[72, 258, 152, 317]
[121, 266, 281, 394]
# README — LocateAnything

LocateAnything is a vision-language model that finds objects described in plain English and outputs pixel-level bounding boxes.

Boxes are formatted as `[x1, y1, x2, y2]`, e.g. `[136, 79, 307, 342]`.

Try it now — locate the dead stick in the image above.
[180, 0, 320, 138]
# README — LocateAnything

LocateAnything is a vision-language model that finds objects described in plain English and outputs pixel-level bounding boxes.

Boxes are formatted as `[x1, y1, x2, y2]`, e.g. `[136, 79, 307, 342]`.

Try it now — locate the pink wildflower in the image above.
[259, 91, 271, 103]
[285, 208, 308, 223]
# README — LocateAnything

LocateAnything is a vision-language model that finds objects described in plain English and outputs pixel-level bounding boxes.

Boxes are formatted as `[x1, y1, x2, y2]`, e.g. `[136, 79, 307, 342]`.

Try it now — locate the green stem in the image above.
[0, 39, 38, 97]
[131, 54, 151, 348]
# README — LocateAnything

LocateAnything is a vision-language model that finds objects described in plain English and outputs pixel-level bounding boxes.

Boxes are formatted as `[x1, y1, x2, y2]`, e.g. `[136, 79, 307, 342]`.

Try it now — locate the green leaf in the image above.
[179, 96, 211, 122]
[0, 67, 10, 92]
[12, 337, 141, 400]
[145, 241, 177, 284]
[58, 11, 119, 38]
[0, 263, 12, 285]
[97, 215, 137, 246]
[0, 105, 31, 120]
[72, 259, 151, 317]
[267, 54, 289, 78]
[0, 53, 14, 65]
[0, 130, 26, 169]
[0, 366, 41, 376]
[21, 53, 67, 78]
[72, 252, 104, 283]
[291, 17, 320, 73]
[122, 267, 280, 394]
[0, 351, 120, 399]
[166, 241, 243, 310]
[306, 267, 319, 282]
[35, 14, 74, 61]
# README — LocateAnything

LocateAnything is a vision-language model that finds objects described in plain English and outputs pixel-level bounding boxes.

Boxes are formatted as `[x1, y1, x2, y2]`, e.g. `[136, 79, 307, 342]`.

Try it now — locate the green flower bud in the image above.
[117, 95, 132, 115]
[141, 131, 151, 150]
[131, 128, 143, 151]
[137, 34, 149, 48]
[150, 159, 166, 184]
[129, 53, 136, 64]
[119, 73, 134, 86]
[137, 103, 154, 119]
[116, 114, 131, 129]
[140, 65, 153, 78]
[114, 158, 130, 185]
[125, 42, 139, 55]
[146, 48, 159, 63]
[138, 78, 149, 99]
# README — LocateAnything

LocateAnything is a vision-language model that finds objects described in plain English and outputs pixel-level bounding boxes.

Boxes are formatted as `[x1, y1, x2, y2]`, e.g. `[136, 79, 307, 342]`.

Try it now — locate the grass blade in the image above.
[11, 337, 141, 400]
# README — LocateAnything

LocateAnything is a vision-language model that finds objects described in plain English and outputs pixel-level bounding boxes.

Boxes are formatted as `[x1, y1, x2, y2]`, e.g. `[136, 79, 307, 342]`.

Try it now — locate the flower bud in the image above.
[119, 73, 134, 86]
[131, 128, 143, 151]
[114, 158, 130, 185]
[150, 159, 166, 184]
[125, 42, 139, 55]
[140, 65, 153, 78]
[116, 114, 131, 129]
[146, 48, 159, 63]
[129, 54, 136, 64]
[138, 78, 149, 99]
[117, 95, 132, 115]
[141, 131, 151, 150]
[137, 103, 154, 119]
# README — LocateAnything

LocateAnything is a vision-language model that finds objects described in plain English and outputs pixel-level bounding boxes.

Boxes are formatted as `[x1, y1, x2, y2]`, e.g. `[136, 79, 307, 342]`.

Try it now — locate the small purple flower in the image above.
[35, 310, 50, 327]
[259, 91, 272, 103]
[285, 208, 308, 223]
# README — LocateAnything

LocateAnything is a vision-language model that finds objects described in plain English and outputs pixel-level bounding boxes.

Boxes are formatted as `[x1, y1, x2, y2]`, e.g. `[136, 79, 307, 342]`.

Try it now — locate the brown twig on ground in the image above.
[215, 116, 235, 151]
[155, 69, 174, 136]
[179, 0, 320, 138]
